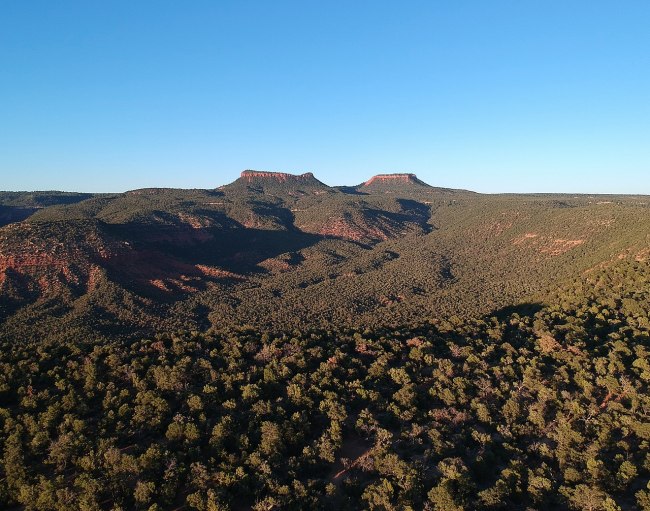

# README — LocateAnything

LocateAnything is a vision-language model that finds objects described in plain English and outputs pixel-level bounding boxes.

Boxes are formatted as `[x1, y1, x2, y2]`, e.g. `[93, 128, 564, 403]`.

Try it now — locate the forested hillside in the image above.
[1, 172, 649, 509]
[1, 172, 649, 343]
[0, 192, 102, 228]
[0, 258, 648, 509]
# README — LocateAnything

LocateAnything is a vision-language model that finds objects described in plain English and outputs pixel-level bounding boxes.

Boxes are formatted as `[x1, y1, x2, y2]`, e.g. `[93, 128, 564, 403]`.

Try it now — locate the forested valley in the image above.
[0, 173, 649, 510]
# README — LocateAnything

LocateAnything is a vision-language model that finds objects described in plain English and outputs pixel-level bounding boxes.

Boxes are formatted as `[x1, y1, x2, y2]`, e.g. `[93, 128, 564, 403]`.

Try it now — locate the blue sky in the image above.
[1, 1, 649, 193]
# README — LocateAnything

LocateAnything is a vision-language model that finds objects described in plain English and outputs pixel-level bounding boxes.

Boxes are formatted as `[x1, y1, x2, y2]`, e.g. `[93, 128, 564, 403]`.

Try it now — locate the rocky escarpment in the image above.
[224, 170, 331, 195]
[361, 173, 431, 188]
[295, 201, 431, 244]
[240, 170, 317, 183]
[0, 220, 243, 308]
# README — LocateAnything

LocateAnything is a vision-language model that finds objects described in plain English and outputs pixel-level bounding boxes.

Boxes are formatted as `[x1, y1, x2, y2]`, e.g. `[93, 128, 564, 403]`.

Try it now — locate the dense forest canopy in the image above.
[0, 259, 649, 510]
[0, 174, 649, 509]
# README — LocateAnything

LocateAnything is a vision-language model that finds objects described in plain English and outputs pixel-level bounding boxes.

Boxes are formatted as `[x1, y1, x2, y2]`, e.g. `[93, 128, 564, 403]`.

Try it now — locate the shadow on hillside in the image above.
[350, 199, 433, 238]
[489, 302, 544, 321]
[0, 268, 44, 319]
[194, 228, 325, 273]
[101, 221, 328, 299]
[0, 206, 39, 227]
[337, 186, 369, 195]
[397, 199, 434, 232]
[397, 198, 431, 215]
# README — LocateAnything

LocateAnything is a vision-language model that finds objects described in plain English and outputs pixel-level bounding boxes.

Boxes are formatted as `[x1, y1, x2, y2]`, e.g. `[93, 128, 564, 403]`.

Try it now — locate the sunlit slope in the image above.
[0, 172, 648, 341]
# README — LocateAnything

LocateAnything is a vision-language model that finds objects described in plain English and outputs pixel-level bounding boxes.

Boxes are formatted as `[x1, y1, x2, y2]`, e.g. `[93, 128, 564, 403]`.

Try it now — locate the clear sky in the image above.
[1, 1, 649, 194]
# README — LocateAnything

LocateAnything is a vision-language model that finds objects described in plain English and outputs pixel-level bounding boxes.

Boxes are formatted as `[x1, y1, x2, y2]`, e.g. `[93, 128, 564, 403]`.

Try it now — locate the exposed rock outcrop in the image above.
[298, 206, 429, 243]
[240, 170, 317, 183]
[224, 170, 331, 195]
[0, 221, 243, 304]
[361, 174, 430, 188]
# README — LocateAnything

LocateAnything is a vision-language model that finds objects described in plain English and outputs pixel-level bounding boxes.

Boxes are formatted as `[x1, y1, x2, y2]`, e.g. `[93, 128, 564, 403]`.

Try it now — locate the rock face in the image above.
[0, 220, 243, 307]
[240, 170, 317, 183]
[361, 174, 430, 188]
[225, 170, 330, 194]
[297, 200, 431, 243]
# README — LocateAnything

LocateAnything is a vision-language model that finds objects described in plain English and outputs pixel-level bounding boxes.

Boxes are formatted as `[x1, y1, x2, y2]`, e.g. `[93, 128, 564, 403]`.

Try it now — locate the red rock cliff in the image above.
[362, 174, 421, 186]
[240, 170, 316, 183]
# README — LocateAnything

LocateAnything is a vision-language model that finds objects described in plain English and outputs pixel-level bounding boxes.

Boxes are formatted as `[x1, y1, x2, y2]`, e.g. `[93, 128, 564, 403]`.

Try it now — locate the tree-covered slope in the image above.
[0, 258, 648, 509]
[0, 192, 103, 228]
[1, 173, 649, 343]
